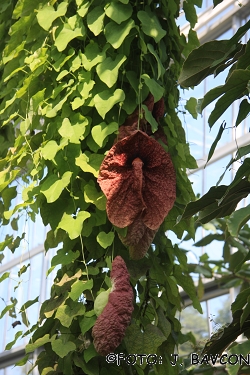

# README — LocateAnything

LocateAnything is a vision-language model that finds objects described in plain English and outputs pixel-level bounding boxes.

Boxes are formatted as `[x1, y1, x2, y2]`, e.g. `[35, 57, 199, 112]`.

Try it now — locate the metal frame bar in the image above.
[0, 245, 44, 274]
[0, 346, 26, 369]
[188, 132, 250, 175]
[181, 0, 250, 43]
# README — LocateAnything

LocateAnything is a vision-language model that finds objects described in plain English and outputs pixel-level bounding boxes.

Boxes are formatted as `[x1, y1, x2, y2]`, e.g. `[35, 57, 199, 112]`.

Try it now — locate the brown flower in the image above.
[92, 256, 134, 356]
[119, 214, 158, 260]
[97, 130, 176, 230]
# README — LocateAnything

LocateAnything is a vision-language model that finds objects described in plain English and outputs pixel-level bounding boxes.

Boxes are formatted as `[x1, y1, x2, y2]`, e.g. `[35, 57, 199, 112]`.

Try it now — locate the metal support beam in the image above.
[188, 132, 250, 175]
[0, 244, 44, 274]
[181, 0, 250, 43]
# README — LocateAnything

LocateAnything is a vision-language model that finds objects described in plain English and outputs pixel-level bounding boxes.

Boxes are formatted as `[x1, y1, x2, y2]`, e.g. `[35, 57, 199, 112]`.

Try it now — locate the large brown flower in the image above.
[92, 256, 134, 356]
[97, 130, 176, 230]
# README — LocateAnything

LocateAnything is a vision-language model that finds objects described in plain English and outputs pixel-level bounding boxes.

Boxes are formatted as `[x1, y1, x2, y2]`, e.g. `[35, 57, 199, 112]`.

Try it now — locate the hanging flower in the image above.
[92, 256, 134, 356]
[97, 130, 176, 230]
[97, 93, 175, 259]
[118, 213, 158, 260]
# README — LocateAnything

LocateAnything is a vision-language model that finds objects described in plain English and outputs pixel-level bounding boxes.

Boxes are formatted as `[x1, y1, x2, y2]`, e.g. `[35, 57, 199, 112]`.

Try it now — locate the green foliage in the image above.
[3, 1, 248, 375]
[179, 20, 250, 164]
[182, 179, 250, 225]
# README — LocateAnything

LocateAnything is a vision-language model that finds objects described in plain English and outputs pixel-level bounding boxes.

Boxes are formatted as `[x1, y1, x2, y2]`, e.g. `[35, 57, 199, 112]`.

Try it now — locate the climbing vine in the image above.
[0, 0, 206, 374]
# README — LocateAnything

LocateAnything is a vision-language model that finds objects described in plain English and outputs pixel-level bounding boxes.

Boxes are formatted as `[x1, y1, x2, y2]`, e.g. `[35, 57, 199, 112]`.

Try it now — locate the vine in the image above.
[0, 0, 203, 374]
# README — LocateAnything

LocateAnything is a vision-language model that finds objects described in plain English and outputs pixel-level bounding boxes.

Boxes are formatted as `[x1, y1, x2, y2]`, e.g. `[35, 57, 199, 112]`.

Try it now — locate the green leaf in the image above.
[0, 271, 10, 283]
[141, 74, 164, 102]
[227, 205, 250, 237]
[105, 2, 133, 24]
[229, 159, 250, 190]
[25, 334, 51, 353]
[96, 54, 126, 88]
[0, 303, 15, 319]
[104, 19, 135, 49]
[174, 265, 202, 313]
[124, 323, 166, 367]
[83, 343, 98, 363]
[96, 232, 114, 249]
[182, 179, 250, 224]
[147, 43, 165, 80]
[178, 40, 238, 87]
[5, 331, 22, 350]
[75, 151, 104, 177]
[15, 355, 30, 367]
[69, 279, 93, 301]
[91, 122, 118, 147]
[185, 97, 198, 119]
[240, 295, 250, 328]
[194, 233, 223, 247]
[182, 28, 200, 58]
[51, 338, 76, 358]
[94, 288, 111, 316]
[203, 70, 250, 127]
[20, 118, 31, 135]
[74, 81, 95, 108]
[157, 307, 171, 339]
[40, 171, 72, 203]
[57, 211, 91, 240]
[41, 141, 60, 160]
[94, 89, 125, 119]
[235, 98, 250, 127]
[87, 6, 105, 36]
[0, 167, 19, 193]
[55, 23, 85, 52]
[2, 186, 17, 210]
[183, 0, 197, 28]
[228, 238, 248, 256]
[20, 297, 39, 312]
[51, 249, 80, 267]
[58, 118, 85, 144]
[231, 287, 250, 314]
[83, 180, 106, 210]
[194, 265, 212, 278]
[237, 41, 250, 70]
[79, 314, 96, 335]
[230, 19, 250, 47]
[55, 302, 85, 327]
[137, 7, 166, 43]
[36, 2, 68, 31]
[142, 104, 158, 133]
[206, 121, 225, 163]
[217, 151, 250, 187]
[21, 311, 29, 327]
[81, 41, 106, 70]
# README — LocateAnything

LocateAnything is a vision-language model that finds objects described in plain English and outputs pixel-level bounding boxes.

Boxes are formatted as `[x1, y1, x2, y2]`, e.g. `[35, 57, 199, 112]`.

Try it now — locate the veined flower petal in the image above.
[98, 130, 176, 229]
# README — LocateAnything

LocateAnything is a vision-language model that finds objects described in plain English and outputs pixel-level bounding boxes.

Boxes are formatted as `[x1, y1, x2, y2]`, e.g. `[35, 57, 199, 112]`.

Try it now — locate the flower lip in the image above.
[98, 130, 176, 230]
